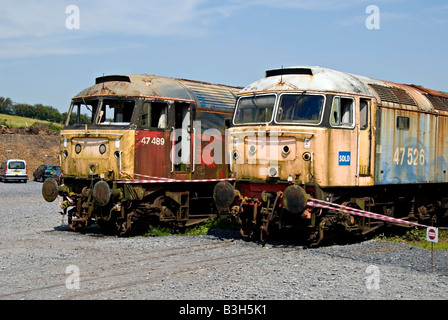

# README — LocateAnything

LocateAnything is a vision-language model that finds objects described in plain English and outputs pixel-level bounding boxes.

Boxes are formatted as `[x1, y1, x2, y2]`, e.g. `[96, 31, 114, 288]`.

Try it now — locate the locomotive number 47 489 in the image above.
[141, 136, 166, 146]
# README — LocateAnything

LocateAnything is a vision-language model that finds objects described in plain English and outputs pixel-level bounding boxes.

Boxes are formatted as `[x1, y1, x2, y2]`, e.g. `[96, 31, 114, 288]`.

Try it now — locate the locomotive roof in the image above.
[240, 66, 448, 113]
[73, 74, 242, 112]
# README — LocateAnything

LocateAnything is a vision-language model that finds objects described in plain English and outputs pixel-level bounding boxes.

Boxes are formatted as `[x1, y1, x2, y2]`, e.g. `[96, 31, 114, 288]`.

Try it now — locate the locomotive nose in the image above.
[213, 181, 236, 209]
[283, 185, 308, 214]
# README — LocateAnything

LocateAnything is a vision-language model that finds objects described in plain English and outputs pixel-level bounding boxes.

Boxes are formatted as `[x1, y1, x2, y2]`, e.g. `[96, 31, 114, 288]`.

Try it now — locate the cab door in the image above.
[357, 98, 373, 180]
[134, 100, 171, 179]
[171, 102, 192, 174]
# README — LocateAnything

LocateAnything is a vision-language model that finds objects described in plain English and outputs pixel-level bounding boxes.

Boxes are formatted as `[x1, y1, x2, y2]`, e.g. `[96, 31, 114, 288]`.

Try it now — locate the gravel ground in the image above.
[1, 181, 447, 307]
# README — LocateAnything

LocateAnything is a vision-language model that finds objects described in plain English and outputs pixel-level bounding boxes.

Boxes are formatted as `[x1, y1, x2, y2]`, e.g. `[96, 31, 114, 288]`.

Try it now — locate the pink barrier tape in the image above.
[115, 178, 236, 184]
[119, 171, 174, 181]
[307, 198, 428, 228]
[116, 171, 236, 184]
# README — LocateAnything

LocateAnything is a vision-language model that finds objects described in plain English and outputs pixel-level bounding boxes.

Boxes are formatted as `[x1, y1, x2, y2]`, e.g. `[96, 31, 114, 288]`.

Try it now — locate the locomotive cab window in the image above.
[233, 94, 276, 124]
[138, 101, 168, 130]
[276, 93, 324, 124]
[66, 100, 99, 126]
[330, 96, 355, 128]
[98, 99, 134, 125]
[360, 99, 369, 130]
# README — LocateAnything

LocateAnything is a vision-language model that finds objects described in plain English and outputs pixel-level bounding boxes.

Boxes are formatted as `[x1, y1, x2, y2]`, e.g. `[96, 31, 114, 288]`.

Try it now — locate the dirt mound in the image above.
[0, 132, 60, 178]
[1, 125, 57, 135]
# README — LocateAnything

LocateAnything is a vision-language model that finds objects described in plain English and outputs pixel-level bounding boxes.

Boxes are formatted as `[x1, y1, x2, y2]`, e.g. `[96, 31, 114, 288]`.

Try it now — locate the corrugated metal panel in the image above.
[375, 109, 438, 184]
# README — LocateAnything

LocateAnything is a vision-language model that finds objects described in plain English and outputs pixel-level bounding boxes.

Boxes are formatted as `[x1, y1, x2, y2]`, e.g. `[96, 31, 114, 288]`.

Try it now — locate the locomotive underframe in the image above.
[228, 181, 448, 246]
[58, 177, 219, 235]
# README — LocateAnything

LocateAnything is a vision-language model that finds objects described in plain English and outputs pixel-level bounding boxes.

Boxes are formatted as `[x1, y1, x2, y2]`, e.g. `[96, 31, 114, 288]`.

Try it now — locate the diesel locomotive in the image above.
[214, 66, 448, 246]
[42, 74, 240, 235]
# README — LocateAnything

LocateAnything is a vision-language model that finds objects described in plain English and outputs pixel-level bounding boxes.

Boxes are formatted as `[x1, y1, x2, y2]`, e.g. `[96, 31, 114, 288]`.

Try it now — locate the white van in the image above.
[0, 159, 28, 183]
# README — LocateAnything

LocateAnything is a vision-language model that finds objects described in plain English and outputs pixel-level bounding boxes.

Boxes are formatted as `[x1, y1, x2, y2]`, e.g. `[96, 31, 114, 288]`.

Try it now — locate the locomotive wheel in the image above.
[259, 193, 281, 243]
[260, 225, 268, 243]
[239, 217, 255, 240]
[119, 209, 152, 236]
[260, 214, 269, 243]
[97, 219, 121, 235]
[238, 206, 257, 241]
[67, 207, 82, 232]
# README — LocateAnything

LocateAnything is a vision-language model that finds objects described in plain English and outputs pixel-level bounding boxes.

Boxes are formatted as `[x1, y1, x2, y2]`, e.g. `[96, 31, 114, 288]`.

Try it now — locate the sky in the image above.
[0, 0, 447, 113]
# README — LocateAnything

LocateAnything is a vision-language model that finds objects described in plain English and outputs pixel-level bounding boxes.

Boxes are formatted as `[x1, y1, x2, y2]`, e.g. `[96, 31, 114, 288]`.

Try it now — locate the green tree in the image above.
[0, 97, 13, 114]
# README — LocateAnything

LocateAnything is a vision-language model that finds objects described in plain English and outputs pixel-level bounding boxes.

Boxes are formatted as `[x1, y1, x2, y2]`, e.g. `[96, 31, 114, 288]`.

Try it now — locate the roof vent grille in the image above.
[266, 68, 313, 78]
[95, 75, 131, 84]
[369, 84, 416, 106]
[426, 94, 448, 111]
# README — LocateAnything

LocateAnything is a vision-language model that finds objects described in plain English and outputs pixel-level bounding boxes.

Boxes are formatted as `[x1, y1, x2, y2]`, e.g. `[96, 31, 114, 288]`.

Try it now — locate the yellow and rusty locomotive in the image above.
[214, 66, 448, 246]
[43, 74, 240, 235]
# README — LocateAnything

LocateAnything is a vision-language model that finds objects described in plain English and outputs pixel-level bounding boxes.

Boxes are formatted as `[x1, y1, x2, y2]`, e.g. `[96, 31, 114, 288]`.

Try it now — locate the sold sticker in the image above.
[338, 151, 351, 166]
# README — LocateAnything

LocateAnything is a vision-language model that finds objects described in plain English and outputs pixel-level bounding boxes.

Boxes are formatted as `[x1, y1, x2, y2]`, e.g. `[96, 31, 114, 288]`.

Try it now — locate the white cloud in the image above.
[0, 0, 371, 41]
[0, 0, 431, 59]
[0, 0, 226, 58]
[228, 0, 371, 11]
[0, 1, 68, 39]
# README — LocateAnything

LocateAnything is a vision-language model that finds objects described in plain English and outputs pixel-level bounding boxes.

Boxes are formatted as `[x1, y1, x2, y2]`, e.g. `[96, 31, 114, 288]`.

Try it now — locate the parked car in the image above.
[0, 159, 28, 183]
[33, 164, 61, 182]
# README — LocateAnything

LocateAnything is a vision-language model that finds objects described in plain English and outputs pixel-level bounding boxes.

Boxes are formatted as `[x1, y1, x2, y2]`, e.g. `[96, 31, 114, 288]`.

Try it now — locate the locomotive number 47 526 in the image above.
[393, 147, 425, 166]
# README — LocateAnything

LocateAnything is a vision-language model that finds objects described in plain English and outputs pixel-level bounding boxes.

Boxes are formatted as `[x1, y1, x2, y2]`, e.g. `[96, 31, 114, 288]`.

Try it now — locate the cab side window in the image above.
[138, 101, 168, 130]
[330, 96, 355, 128]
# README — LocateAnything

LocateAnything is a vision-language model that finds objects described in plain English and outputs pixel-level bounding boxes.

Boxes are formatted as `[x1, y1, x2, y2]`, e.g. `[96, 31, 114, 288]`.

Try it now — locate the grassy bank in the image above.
[0, 113, 63, 131]
[376, 227, 448, 250]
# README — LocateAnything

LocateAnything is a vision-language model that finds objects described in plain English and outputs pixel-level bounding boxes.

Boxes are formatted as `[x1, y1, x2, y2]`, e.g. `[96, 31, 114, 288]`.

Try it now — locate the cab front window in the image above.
[97, 99, 134, 125]
[65, 98, 136, 127]
[233, 94, 276, 125]
[65, 99, 99, 126]
[275, 93, 324, 124]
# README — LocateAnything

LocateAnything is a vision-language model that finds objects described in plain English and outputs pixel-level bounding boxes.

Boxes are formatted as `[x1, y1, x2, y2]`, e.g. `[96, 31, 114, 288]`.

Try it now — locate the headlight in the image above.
[99, 144, 106, 154]
[302, 152, 311, 161]
[248, 144, 256, 155]
[268, 166, 278, 177]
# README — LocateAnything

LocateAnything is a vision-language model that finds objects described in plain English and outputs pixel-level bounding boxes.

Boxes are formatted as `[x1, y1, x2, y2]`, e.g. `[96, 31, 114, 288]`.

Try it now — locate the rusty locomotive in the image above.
[42, 74, 240, 235]
[214, 66, 448, 246]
